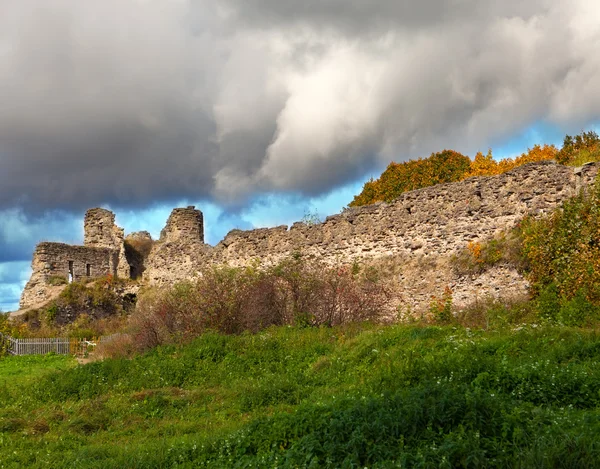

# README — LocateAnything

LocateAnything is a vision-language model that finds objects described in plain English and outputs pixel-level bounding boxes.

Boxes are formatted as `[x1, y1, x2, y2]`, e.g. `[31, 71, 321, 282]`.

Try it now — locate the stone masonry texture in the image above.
[20, 162, 600, 314]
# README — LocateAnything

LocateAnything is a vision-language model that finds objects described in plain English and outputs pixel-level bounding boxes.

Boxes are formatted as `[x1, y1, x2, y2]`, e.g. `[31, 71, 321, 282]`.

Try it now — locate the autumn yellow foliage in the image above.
[349, 150, 471, 207]
[351, 143, 558, 207]
[463, 144, 558, 179]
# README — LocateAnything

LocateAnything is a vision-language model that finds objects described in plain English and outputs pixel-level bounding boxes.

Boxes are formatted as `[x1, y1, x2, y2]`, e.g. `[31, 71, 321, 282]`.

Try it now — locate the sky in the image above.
[1, 0, 600, 311]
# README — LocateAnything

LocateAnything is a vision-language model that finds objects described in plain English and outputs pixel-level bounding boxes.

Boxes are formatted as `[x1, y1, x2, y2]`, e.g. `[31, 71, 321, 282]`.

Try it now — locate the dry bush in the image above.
[94, 333, 136, 359]
[452, 230, 526, 276]
[128, 255, 390, 353]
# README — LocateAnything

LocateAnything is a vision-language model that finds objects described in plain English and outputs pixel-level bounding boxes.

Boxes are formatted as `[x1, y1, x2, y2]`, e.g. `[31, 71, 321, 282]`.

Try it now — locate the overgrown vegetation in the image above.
[125, 254, 389, 354]
[2, 130, 600, 465]
[519, 176, 600, 326]
[451, 230, 526, 276]
[350, 149, 471, 206]
[0, 313, 26, 356]
[450, 169, 600, 327]
[555, 130, 600, 165]
[350, 130, 598, 207]
[3, 325, 600, 467]
[12, 276, 131, 339]
[464, 144, 557, 178]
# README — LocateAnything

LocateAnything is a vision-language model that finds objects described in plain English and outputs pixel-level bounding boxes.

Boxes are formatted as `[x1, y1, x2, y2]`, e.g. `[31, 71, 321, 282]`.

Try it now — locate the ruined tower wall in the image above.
[160, 206, 204, 244]
[143, 206, 207, 285]
[20, 243, 118, 309]
[20, 209, 131, 309]
[84, 208, 118, 247]
[84, 208, 129, 278]
[145, 162, 599, 312]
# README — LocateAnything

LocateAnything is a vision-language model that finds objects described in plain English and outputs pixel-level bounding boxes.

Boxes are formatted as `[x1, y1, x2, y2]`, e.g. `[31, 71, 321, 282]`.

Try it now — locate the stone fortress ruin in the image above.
[19, 161, 600, 314]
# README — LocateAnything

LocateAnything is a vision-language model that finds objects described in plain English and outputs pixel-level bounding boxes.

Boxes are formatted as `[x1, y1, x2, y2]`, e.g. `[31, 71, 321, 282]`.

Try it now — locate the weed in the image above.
[47, 275, 68, 286]
[428, 286, 454, 323]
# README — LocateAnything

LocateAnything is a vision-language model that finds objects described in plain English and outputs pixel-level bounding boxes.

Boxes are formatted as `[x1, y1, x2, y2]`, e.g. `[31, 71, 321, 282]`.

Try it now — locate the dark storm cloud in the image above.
[221, 0, 552, 33]
[0, 208, 81, 262]
[0, 0, 599, 213]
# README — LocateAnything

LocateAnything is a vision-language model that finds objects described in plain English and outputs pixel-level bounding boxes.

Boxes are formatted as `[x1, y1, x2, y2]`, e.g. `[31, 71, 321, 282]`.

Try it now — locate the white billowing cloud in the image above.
[0, 0, 599, 212]
[255, 40, 386, 192]
[546, 1, 600, 125]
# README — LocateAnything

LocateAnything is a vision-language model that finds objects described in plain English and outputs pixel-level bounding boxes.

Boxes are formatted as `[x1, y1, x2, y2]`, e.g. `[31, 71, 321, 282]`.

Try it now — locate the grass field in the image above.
[2, 324, 600, 468]
[0, 353, 76, 387]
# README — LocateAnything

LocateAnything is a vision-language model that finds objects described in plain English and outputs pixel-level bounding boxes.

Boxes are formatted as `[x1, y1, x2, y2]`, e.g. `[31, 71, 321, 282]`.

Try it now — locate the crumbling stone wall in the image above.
[20, 208, 130, 309]
[20, 243, 118, 309]
[160, 206, 204, 243]
[145, 162, 599, 312]
[84, 208, 129, 278]
[124, 231, 154, 280]
[19, 161, 600, 315]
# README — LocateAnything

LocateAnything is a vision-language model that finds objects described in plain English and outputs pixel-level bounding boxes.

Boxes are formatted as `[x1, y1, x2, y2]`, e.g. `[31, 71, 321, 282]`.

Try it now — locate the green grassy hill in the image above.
[2, 323, 600, 468]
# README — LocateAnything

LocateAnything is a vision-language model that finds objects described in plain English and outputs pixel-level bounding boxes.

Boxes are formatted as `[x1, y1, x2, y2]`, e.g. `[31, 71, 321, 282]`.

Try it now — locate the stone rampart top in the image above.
[84, 208, 121, 249]
[159, 206, 204, 244]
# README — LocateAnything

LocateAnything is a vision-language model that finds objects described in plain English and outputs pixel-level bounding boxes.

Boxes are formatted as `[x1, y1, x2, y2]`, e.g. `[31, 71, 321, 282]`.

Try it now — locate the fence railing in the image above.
[0, 333, 120, 357]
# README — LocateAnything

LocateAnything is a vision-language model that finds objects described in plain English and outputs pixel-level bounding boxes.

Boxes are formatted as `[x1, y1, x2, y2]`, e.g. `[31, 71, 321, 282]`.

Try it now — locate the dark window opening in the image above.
[86, 264, 91, 277]
[68, 261, 74, 283]
[123, 293, 137, 313]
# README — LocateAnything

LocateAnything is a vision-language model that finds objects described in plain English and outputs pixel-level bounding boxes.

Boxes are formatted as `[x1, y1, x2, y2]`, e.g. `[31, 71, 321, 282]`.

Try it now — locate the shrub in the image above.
[521, 176, 600, 303]
[349, 150, 471, 206]
[429, 287, 453, 323]
[464, 145, 557, 178]
[47, 275, 68, 286]
[518, 176, 600, 324]
[48, 280, 122, 326]
[536, 283, 561, 323]
[556, 130, 600, 165]
[455, 296, 535, 329]
[348, 130, 600, 209]
[94, 333, 136, 359]
[0, 313, 29, 354]
[17, 277, 127, 338]
[128, 255, 390, 353]
[559, 289, 600, 326]
[350, 144, 557, 207]
[452, 230, 526, 275]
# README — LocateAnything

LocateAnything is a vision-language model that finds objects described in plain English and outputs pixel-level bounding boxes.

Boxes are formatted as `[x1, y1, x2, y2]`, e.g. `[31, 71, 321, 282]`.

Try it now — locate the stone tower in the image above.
[84, 208, 129, 278]
[84, 208, 119, 248]
[160, 206, 204, 244]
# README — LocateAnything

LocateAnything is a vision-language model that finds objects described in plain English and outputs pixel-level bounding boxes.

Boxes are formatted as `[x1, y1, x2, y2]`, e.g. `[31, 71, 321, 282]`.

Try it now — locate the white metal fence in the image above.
[0, 333, 118, 356]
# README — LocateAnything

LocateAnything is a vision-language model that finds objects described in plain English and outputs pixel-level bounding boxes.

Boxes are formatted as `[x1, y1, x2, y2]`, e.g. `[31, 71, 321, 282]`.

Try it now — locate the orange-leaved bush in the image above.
[349, 150, 471, 207]
[350, 144, 558, 207]
[555, 130, 600, 165]
[463, 145, 557, 179]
